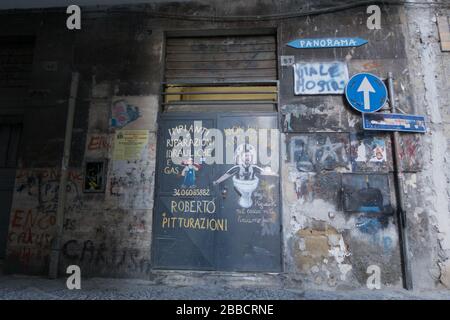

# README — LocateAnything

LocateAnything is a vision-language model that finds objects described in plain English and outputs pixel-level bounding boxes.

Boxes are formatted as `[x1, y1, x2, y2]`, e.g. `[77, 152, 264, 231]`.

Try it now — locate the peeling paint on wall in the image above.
[286, 133, 350, 172]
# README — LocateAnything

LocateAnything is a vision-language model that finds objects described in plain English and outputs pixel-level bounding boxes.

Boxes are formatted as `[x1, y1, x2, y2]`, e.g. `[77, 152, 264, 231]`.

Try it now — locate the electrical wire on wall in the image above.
[4, 1, 450, 21]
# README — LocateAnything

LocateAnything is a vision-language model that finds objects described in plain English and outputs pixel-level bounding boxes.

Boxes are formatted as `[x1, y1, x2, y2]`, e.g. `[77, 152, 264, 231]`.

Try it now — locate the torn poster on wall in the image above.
[293, 62, 348, 95]
[83, 160, 106, 193]
[350, 133, 392, 172]
[113, 130, 149, 160]
[355, 137, 386, 163]
[111, 99, 141, 128]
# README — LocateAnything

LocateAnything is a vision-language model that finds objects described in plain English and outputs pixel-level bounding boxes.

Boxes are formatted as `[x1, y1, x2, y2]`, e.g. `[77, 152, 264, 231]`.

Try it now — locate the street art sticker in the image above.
[287, 133, 350, 172]
[110, 96, 158, 131]
[113, 130, 149, 161]
[350, 133, 392, 172]
[342, 174, 392, 214]
[111, 99, 141, 128]
[83, 160, 106, 193]
[293, 62, 349, 95]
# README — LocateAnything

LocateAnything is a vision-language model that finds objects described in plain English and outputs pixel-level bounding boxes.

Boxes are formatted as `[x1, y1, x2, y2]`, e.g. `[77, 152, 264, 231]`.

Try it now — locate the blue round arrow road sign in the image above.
[345, 73, 387, 113]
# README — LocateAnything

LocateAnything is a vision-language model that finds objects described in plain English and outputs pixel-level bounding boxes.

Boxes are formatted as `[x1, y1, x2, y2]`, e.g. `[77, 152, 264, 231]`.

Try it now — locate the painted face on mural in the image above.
[242, 152, 253, 167]
[235, 144, 256, 167]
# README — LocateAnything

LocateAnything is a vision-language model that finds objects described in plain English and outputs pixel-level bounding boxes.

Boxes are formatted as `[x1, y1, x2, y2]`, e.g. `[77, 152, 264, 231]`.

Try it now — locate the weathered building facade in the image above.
[0, 0, 449, 291]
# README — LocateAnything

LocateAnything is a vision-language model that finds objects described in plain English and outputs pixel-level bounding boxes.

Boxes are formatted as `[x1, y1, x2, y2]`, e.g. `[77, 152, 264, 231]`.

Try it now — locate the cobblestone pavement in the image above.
[0, 274, 450, 300]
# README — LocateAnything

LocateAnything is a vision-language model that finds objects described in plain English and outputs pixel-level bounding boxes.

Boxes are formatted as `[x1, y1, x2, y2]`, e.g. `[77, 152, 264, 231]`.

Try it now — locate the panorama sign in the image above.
[287, 37, 368, 49]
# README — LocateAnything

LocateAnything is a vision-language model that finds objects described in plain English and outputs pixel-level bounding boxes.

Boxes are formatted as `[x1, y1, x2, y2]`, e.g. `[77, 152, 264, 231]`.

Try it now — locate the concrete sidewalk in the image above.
[0, 274, 449, 300]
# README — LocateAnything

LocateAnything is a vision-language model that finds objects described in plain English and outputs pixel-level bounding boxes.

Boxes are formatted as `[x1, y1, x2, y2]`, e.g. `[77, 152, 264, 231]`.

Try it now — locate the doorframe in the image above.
[150, 27, 284, 273]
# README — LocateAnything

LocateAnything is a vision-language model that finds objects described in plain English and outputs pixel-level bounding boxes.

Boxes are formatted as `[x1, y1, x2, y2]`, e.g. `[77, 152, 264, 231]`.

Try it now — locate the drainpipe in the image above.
[387, 72, 413, 290]
[48, 71, 80, 279]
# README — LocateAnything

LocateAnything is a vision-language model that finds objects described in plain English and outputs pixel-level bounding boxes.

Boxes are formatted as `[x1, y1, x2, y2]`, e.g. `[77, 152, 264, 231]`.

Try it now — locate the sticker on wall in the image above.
[362, 113, 426, 133]
[350, 133, 392, 173]
[287, 37, 368, 49]
[369, 139, 386, 163]
[293, 62, 349, 95]
[113, 130, 149, 161]
[110, 96, 158, 131]
[83, 160, 106, 193]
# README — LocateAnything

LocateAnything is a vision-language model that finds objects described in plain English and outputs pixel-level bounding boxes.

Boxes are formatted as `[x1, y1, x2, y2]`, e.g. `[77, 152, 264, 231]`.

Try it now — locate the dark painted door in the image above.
[215, 114, 281, 272]
[152, 116, 217, 270]
[152, 113, 281, 272]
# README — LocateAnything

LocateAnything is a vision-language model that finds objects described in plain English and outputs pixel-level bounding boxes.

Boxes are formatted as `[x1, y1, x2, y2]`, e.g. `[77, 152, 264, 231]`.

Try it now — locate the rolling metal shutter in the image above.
[165, 35, 277, 83]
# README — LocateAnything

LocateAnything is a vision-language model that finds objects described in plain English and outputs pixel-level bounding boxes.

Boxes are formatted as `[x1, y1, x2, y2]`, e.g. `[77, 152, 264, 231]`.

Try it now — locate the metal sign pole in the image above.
[387, 72, 413, 290]
[48, 72, 80, 279]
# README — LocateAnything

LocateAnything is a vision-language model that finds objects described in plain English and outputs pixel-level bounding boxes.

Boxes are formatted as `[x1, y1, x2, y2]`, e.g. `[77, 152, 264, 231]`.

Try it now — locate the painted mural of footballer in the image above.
[213, 143, 277, 208]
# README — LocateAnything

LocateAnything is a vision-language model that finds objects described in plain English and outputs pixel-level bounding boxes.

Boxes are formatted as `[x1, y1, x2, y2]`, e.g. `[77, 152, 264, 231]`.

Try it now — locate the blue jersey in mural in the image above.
[181, 159, 200, 188]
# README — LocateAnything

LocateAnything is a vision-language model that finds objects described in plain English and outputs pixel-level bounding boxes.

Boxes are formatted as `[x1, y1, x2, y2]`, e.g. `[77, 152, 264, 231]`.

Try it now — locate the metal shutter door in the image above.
[165, 35, 277, 83]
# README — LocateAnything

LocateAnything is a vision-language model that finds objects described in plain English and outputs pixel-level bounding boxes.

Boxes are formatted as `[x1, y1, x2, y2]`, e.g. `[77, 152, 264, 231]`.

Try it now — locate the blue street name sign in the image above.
[345, 73, 387, 113]
[363, 113, 427, 133]
[287, 37, 368, 49]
